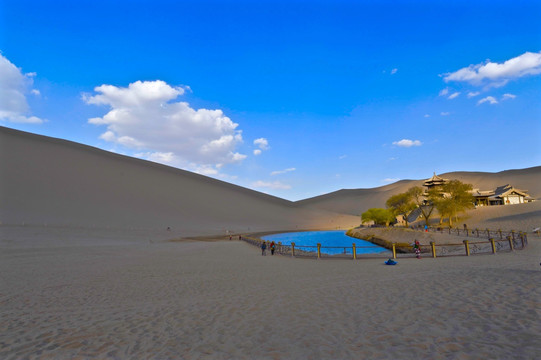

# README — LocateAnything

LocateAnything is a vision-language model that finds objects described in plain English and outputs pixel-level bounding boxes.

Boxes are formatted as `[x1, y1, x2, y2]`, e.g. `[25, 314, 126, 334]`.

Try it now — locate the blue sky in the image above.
[1, 0, 540, 200]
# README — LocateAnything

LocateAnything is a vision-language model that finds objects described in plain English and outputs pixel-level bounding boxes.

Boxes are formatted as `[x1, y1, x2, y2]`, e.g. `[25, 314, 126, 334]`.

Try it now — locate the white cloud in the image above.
[439, 88, 449, 96]
[271, 167, 296, 176]
[440, 112, 450, 116]
[443, 51, 541, 87]
[0, 53, 44, 124]
[253, 149, 262, 156]
[253, 137, 270, 151]
[135, 151, 176, 164]
[424, 114, 430, 118]
[467, 91, 480, 98]
[252, 180, 291, 190]
[502, 93, 516, 100]
[382, 178, 400, 183]
[193, 165, 219, 176]
[448, 92, 460, 99]
[391, 68, 398, 75]
[392, 139, 422, 147]
[477, 96, 498, 105]
[84, 80, 247, 173]
[339, 154, 347, 159]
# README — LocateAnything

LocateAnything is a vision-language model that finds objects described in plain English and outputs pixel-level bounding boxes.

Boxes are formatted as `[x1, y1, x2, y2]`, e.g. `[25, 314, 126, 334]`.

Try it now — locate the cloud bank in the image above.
[443, 51, 541, 87]
[0, 54, 43, 124]
[84, 80, 247, 172]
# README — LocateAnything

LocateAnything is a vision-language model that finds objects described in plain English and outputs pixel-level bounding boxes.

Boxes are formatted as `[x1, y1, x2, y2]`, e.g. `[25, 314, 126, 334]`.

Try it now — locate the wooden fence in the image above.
[413, 226, 525, 241]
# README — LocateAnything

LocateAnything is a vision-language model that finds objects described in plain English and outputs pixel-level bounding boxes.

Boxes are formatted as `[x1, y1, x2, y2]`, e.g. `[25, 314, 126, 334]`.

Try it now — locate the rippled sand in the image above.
[1, 227, 540, 359]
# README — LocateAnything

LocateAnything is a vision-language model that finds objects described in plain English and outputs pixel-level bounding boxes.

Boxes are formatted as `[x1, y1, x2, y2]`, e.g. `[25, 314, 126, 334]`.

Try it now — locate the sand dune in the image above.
[296, 167, 541, 220]
[0, 126, 358, 238]
[1, 126, 541, 359]
[2, 126, 539, 237]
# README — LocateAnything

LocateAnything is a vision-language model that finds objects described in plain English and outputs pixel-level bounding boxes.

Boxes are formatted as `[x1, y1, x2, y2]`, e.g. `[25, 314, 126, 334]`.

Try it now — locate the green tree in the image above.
[361, 208, 396, 227]
[386, 192, 417, 227]
[436, 180, 475, 226]
[407, 186, 435, 226]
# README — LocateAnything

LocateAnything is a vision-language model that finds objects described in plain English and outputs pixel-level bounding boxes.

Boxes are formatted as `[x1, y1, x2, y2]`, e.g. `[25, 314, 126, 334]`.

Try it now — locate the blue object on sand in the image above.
[385, 259, 397, 265]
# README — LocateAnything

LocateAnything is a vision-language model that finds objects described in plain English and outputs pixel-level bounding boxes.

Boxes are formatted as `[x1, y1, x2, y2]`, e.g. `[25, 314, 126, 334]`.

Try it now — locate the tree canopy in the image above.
[386, 192, 417, 226]
[434, 180, 475, 226]
[407, 186, 435, 226]
[385, 180, 475, 227]
[361, 208, 395, 227]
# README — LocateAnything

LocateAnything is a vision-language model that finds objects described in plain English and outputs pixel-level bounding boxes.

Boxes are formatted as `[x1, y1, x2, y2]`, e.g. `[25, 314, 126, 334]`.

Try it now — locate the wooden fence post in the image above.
[392, 243, 397, 259]
[430, 241, 436, 258]
[463, 240, 470, 256]
[490, 238, 496, 254]
[291, 242, 296, 257]
[317, 243, 321, 259]
[507, 236, 514, 251]
[352, 243, 357, 260]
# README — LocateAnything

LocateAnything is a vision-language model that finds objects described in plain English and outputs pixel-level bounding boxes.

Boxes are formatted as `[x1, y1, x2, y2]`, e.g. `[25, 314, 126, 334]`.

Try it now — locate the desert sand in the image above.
[1, 126, 541, 359]
[1, 226, 540, 359]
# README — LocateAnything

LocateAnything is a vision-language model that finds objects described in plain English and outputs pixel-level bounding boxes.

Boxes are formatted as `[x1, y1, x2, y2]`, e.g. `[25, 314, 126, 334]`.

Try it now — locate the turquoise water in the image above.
[262, 230, 390, 255]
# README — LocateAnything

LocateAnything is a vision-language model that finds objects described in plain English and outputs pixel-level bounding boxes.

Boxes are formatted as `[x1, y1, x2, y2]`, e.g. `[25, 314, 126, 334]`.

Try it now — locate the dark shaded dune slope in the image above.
[0, 126, 358, 236]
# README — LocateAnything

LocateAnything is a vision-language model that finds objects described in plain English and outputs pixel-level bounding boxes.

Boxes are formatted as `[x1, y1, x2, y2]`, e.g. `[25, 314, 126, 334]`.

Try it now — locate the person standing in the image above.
[414, 239, 421, 259]
[261, 241, 267, 256]
[270, 241, 276, 255]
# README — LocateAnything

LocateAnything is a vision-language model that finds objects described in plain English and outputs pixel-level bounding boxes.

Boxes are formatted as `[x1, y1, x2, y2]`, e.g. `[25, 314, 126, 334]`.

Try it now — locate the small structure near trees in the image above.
[472, 184, 535, 206]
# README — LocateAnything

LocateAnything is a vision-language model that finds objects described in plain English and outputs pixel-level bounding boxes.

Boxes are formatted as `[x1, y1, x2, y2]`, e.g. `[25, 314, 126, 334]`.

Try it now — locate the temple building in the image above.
[423, 173, 448, 190]
[472, 184, 535, 206]
[422, 174, 535, 206]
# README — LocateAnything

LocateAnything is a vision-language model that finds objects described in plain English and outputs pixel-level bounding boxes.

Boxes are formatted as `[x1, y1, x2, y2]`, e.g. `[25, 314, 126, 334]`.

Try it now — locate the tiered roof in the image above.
[423, 173, 448, 188]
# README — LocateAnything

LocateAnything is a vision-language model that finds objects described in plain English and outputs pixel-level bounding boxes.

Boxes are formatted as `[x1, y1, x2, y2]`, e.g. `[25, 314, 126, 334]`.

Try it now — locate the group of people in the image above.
[261, 241, 276, 256]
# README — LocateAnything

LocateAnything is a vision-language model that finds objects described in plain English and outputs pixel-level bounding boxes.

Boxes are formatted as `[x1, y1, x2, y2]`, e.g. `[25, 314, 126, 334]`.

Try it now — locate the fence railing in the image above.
[412, 225, 527, 241]
[241, 231, 527, 260]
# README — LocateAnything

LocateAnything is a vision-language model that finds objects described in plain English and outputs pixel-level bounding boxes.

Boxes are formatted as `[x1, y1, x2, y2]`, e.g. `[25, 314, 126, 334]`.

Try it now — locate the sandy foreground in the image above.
[1, 226, 540, 360]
